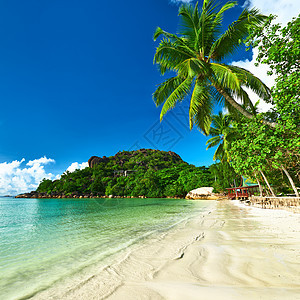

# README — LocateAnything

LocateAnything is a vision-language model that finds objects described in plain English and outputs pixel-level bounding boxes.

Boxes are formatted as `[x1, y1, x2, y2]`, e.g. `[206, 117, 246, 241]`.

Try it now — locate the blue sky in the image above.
[0, 0, 298, 194]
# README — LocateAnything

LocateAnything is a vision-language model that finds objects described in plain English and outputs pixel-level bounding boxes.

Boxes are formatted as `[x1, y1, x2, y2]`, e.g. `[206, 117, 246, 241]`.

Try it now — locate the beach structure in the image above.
[226, 185, 259, 200]
[227, 187, 300, 212]
[249, 195, 300, 212]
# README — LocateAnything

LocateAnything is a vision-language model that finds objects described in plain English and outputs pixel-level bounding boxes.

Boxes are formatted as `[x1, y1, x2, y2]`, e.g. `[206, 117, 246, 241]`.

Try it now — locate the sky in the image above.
[0, 0, 299, 195]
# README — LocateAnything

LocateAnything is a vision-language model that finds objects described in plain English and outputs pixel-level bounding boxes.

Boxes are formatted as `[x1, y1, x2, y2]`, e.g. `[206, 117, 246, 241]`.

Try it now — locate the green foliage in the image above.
[195, 14, 300, 196]
[246, 14, 300, 78]
[227, 14, 300, 194]
[206, 112, 238, 162]
[229, 113, 299, 194]
[36, 179, 53, 194]
[209, 162, 240, 192]
[36, 149, 214, 198]
[153, 0, 272, 134]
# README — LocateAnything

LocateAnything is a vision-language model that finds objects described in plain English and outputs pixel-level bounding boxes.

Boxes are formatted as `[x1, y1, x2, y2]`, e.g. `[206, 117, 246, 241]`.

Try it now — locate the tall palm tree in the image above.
[153, 0, 276, 134]
[206, 111, 236, 161]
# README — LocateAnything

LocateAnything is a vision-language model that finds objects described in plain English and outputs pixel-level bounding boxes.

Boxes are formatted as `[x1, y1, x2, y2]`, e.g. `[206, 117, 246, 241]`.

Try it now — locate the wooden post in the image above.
[234, 179, 238, 199]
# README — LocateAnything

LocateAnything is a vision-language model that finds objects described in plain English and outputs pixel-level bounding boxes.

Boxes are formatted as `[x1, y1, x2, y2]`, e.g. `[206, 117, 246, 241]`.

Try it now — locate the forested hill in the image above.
[20, 149, 214, 198]
[87, 149, 184, 169]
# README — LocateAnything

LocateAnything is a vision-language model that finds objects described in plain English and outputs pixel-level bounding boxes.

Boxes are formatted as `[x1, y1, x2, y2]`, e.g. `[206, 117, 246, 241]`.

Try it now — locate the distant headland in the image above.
[16, 149, 215, 199]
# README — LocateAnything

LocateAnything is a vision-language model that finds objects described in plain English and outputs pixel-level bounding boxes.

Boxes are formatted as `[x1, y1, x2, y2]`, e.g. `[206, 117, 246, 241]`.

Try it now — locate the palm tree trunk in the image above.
[281, 165, 299, 197]
[255, 175, 263, 197]
[264, 186, 270, 197]
[260, 171, 276, 197]
[215, 86, 278, 128]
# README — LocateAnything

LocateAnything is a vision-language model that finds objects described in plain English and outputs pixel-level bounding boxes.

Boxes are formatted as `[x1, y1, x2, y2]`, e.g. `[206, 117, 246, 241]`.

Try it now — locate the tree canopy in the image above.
[153, 0, 274, 134]
[227, 14, 300, 195]
[36, 149, 214, 198]
[206, 112, 237, 162]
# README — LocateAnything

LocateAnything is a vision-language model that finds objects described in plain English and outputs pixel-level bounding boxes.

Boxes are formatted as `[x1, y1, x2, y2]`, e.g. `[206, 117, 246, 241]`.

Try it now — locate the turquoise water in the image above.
[0, 197, 207, 299]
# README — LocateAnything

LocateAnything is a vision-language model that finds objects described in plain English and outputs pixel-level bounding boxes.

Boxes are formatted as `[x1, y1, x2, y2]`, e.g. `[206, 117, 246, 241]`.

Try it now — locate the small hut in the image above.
[226, 185, 259, 200]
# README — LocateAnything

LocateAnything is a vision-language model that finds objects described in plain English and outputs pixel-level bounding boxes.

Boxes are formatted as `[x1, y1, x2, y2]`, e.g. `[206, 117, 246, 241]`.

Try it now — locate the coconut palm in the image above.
[153, 0, 276, 134]
[206, 111, 236, 161]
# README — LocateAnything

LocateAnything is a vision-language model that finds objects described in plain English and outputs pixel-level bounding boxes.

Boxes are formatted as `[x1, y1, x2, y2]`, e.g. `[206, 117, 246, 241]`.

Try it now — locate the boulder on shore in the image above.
[186, 187, 219, 200]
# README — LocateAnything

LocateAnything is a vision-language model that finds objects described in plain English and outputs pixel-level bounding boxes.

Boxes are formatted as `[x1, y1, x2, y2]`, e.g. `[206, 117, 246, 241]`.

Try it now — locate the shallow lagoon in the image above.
[0, 197, 208, 299]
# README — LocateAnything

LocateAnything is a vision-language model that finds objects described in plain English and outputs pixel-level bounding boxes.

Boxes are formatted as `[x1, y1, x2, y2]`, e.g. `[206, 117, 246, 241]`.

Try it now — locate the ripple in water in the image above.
[0, 197, 207, 299]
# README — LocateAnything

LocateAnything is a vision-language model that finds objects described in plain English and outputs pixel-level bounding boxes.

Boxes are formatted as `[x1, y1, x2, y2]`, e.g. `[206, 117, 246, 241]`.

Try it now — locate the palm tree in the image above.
[206, 111, 236, 161]
[153, 0, 276, 134]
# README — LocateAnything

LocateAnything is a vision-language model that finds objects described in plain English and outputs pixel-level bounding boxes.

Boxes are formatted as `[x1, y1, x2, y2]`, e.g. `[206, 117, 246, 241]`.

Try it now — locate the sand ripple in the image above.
[32, 201, 300, 300]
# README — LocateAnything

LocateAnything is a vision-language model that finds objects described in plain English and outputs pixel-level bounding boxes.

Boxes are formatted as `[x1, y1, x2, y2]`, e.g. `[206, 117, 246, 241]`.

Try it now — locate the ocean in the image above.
[0, 196, 209, 299]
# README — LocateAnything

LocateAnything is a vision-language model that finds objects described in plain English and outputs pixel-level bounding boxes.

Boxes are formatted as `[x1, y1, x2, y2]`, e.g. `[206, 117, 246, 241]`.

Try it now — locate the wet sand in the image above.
[33, 200, 300, 300]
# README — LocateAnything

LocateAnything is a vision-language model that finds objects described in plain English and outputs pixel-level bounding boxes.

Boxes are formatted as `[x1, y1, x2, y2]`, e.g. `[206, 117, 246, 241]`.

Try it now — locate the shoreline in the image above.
[32, 200, 300, 300]
[29, 200, 215, 300]
[14, 193, 224, 200]
[1, 197, 208, 300]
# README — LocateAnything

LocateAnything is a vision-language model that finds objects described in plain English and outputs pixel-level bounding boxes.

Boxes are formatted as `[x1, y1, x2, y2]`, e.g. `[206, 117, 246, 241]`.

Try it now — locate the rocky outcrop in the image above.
[88, 149, 182, 168]
[16, 191, 48, 198]
[88, 156, 109, 168]
[15, 191, 149, 199]
[186, 187, 219, 200]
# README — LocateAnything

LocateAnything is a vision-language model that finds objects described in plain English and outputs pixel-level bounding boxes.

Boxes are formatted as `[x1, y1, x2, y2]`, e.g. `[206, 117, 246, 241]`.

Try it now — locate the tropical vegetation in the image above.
[37, 149, 214, 198]
[205, 112, 237, 162]
[153, 0, 275, 135]
[206, 14, 300, 196]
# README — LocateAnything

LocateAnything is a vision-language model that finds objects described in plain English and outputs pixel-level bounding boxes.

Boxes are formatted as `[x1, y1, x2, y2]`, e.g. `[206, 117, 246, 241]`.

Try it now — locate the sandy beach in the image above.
[33, 200, 300, 300]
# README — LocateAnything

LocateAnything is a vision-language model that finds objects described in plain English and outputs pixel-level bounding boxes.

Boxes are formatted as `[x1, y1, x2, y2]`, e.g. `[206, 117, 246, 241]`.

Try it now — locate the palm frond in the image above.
[153, 1, 272, 134]
[226, 130, 240, 142]
[177, 58, 209, 77]
[189, 79, 213, 134]
[209, 86, 225, 105]
[154, 39, 193, 74]
[178, 3, 200, 49]
[154, 27, 188, 42]
[153, 76, 185, 106]
[199, 0, 220, 57]
[206, 136, 221, 149]
[154, 27, 197, 57]
[210, 63, 243, 90]
[209, 8, 267, 61]
[208, 126, 220, 136]
[153, 27, 165, 41]
[160, 77, 193, 121]
[223, 137, 231, 161]
[229, 65, 271, 101]
[213, 1, 237, 27]
[213, 143, 224, 161]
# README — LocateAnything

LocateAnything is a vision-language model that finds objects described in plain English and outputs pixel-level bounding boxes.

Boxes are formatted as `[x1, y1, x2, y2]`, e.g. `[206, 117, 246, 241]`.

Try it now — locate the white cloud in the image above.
[0, 157, 55, 196]
[27, 156, 55, 167]
[171, 0, 193, 3]
[0, 157, 90, 195]
[243, 0, 300, 25]
[232, 0, 300, 112]
[66, 162, 88, 173]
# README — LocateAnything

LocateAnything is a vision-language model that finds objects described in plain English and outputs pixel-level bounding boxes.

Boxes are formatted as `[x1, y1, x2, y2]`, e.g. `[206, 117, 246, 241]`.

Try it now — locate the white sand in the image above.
[33, 200, 300, 300]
